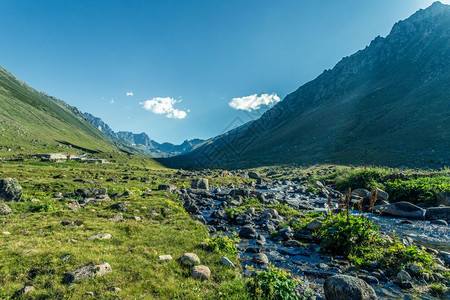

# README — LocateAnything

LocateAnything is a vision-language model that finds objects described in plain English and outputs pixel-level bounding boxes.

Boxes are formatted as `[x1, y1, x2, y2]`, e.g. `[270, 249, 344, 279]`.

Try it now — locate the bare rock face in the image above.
[0, 178, 23, 202]
[63, 262, 112, 284]
[324, 275, 378, 300]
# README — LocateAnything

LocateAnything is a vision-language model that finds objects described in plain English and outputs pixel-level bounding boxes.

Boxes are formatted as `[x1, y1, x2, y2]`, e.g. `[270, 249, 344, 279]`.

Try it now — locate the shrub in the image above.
[335, 168, 389, 191]
[429, 283, 447, 297]
[204, 233, 240, 257]
[384, 176, 450, 205]
[246, 264, 310, 300]
[29, 199, 58, 212]
[320, 212, 382, 259]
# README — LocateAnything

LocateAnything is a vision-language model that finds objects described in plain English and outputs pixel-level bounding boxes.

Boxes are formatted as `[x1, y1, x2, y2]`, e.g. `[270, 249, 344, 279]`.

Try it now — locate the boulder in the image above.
[180, 253, 200, 266]
[63, 262, 112, 284]
[191, 178, 209, 190]
[306, 220, 323, 231]
[158, 185, 177, 192]
[239, 226, 258, 239]
[252, 253, 269, 265]
[159, 255, 173, 261]
[426, 207, 450, 221]
[0, 178, 23, 202]
[376, 202, 425, 219]
[324, 275, 378, 300]
[0, 202, 12, 215]
[248, 172, 262, 179]
[262, 208, 279, 219]
[191, 265, 211, 280]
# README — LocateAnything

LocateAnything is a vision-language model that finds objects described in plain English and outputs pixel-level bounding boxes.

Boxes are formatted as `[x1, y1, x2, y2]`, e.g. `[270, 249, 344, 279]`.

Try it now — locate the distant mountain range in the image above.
[82, 113, 205, 157]
[165, 1, 450, 169]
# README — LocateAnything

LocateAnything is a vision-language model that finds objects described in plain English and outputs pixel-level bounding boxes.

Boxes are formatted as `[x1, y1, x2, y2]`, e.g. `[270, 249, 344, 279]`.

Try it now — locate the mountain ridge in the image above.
[164, 1, 450, 169]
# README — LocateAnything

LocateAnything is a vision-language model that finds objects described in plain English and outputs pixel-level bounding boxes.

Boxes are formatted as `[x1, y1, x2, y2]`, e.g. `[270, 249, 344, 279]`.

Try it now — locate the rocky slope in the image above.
[83, 112, 205, 157]
[167, 1, 450, 169]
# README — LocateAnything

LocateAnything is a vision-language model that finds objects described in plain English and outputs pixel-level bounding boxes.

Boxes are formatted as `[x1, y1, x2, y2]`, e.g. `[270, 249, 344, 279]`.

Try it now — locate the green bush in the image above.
[320, 213, 382, 258]
[247, 264, 310, 300]
[335, 168, 389, 191]
[429, 283, 447, 297]
[380, 242, 434, 271]
[29, 199, 58, 212]
[384, 176, 450, 205]
[204, 233, 240, 257]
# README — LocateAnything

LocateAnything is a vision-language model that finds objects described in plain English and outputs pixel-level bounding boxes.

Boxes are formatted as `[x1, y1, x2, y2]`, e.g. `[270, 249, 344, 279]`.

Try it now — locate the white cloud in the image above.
[229, 93, 281, 111]
[140, 97, 188, 119]
[110, 99, 115, 104]
[126, 92, 134, 96]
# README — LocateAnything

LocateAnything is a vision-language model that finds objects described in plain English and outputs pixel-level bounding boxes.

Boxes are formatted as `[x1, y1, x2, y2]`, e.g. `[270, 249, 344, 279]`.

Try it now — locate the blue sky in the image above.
[0, 0, 447, 144]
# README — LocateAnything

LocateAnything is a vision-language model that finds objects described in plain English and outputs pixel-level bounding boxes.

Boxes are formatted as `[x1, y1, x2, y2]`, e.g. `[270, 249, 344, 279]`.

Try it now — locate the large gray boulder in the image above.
[0, 202, 12, 215]
[324, 275, 378, 300]
[0, 178, 23, 202]
[426, 207, 450, 221]
[376, 202, 425, 219]
[191, 178, 209, 190]
[239, 225, 258, 239]
[63, 262, 112, 284]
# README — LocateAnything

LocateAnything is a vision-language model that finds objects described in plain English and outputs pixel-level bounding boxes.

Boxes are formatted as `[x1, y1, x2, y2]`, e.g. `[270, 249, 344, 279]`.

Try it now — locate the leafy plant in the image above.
[246, 264, 310, 300]
[204, 233, 240, 257]
[429, 283, 447, 297]
[335, 168, 389, 191]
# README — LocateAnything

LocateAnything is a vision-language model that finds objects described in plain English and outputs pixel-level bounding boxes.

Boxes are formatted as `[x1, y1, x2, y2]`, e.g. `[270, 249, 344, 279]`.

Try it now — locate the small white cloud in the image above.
[110, 99, 115, 104]
[229, 93, 280, 111]
[126, 92, 134, 96]
[140, 97, 188, 119]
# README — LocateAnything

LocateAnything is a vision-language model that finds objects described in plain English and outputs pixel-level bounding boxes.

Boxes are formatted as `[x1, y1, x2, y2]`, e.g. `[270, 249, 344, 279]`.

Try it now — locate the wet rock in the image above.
[239, 226, 258, 239]
[220, 257, 235, 269]
[0, 178, 23, 202]
[181, 253, 200, 266]
[63, 262, 112, 284]
[358, 274, 379, 285]
[191, 178, 209, 190]
[191, 265, 211, 280]
[262, 208, 279, 219]
[235, 213, 253, 225]
[324, 275, 378, 300]
[278, 226, 294, 240]
[0, 202, 12, 215]
[376, 202, 425, 219]
[210, 209, 227, 219]
[426, 207, 450, 221]
[252, 253, 269, 265]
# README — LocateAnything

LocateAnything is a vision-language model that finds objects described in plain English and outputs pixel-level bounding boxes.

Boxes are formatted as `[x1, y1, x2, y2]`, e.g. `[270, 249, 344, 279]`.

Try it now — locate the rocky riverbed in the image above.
[173, 174, 450, 299]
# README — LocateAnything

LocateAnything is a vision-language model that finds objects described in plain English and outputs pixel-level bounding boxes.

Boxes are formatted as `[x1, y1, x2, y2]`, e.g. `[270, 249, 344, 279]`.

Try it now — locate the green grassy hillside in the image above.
[0, 66, 116, 157]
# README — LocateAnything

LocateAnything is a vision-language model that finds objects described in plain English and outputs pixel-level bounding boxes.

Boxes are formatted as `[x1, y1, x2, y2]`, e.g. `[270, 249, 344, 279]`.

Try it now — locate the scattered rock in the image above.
[107, 287, 121, 292]
[436, 193, 450, 206]
[158, 185, 177, 192]
[66, 200, 81, 211]
[408, 263, 423, 277]
[181, 253, 200, 266]
[306, 219, 322, 231]
[191, 265, 211, 280]
[397, 270, 412, 282]
[426, 207, 450, 221]
[0, 202, 13, 215]
[191, 178, 209, 190]
[0, 178, 23, 202]
[109, 214, 124, 222]
[12, 285, 35, 298]
[376, 202, 425, 219]
[63, 262, 112, 284]
[239, 225, 258, 239]
[220, 257, 235, 269]
[323, 275, 378, 300]
[109, 202, 129, 212]
[61, 220, 84, 227]
[88, 233, 112, 240]
[159, 255, 173, 261]
[252, 253, 269, 265]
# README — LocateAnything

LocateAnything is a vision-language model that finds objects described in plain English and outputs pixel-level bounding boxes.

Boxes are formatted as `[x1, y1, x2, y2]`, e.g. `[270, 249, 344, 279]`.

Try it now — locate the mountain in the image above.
[0, 66, 117, 155]
[83, 112, 205, 157]
[165, 2, 450, 169]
